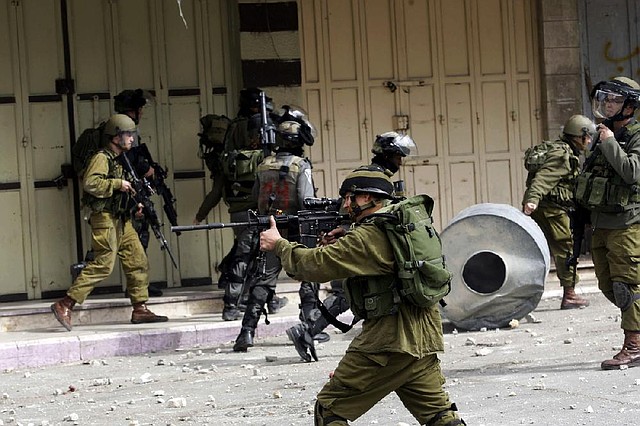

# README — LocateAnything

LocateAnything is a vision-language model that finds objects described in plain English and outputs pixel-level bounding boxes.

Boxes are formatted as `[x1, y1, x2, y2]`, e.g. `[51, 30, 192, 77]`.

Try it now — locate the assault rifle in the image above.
[131, 143, 180, 235]
[172, 207, 347, 249]
[259, 91, 276, 156]
[120, 153, 179, 269]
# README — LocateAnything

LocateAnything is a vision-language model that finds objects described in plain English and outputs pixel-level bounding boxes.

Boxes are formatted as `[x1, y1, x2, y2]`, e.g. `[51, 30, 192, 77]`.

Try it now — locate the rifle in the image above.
[171, 209, 347, 249]
[120, 153, 179, 269]
[131, 143, 180, 235]
[566, 206, 590, 285]
[259, 91, 276, 156]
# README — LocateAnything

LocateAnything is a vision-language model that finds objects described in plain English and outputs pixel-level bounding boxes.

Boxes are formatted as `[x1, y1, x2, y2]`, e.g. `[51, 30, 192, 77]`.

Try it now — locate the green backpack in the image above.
[198, 114, 231, 174]
[372, 194, 452, 309]
[221, 149, 264, 183]
[524, 141, 564, 173]
[72, 122, 107, 177]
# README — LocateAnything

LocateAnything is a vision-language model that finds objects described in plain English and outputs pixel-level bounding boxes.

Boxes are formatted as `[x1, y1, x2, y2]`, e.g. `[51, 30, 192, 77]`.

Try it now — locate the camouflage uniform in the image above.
[274, 221, 463, 425]
[523, 139, 580, 288]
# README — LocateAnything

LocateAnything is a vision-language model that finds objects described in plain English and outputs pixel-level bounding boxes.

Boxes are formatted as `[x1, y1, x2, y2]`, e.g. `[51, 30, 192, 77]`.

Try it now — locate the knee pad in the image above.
[612, 281, 640, 311]
[314, 400, 348, 426]
[323, 293, 350, 317]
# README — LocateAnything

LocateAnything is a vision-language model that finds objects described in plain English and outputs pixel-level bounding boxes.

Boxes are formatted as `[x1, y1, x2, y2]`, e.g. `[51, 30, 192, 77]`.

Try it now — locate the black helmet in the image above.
[371, 132, 416, 157]
[239, 87, 272, 112]
[274, 105, 316, 149]
[339, 165, 394, 200]
[114, 89, 150, 113]
[591, 77, 640, 121]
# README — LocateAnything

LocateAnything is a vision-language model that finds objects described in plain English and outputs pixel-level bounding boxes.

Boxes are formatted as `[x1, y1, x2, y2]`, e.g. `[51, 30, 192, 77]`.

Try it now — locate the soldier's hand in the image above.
[320, 226, 347, 246]
[144, 166, 155, 178]
[134, 203, 144, 219]
[120, 180, 133, 193]
[597, 123, 614, 140]
[523, 202, 537, 215]
[193, 217, 202, 225]
[260, 216, 282, 252]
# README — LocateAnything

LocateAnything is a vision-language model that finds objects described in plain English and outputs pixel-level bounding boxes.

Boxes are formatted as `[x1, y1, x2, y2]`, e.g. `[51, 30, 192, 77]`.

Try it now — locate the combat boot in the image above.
[51, 295, 76, 331]
[560, 286, 590, 310]
[268, 296, 289, 314]
[233, 328, 254, 352]
[131, 303, 169, 324]
[222, 305, 242, 321]
[286, 323, 318, 362]
[602, 331, 640, 370]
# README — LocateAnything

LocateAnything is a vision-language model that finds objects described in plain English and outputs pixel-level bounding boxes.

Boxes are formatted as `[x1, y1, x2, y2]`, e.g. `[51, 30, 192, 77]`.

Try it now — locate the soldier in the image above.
[286, 132, 417, 362]
[50, 114, 169, 330]
[259, 167, 465, 426]
[232, 106, 316, 352]
[114, 89, 163, 297]
[577, 76, 640, 369]
[193, 88, 287, 321]
[522, 114, 595, 309]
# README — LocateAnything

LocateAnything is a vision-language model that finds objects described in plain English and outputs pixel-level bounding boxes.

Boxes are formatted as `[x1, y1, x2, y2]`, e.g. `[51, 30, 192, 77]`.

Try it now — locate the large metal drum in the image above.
[440, 203, 550, 330]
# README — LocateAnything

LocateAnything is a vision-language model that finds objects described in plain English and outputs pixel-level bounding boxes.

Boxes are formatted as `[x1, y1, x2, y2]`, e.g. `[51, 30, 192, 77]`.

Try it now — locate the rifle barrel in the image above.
[171, 222, 251, 232]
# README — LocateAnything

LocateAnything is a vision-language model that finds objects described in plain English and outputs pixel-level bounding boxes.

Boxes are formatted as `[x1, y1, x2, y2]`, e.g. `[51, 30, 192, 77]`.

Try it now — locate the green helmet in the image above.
[103, 114, 137, 137]
[339, 165, 394, 200]
[562, 114, 596, 139]
[591, 76, 640, 120]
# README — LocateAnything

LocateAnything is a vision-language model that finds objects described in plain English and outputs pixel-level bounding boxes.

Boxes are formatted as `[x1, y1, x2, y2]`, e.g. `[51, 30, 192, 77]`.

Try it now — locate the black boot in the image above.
[286, 323, 318, 362]
[233, 328, 254, 352]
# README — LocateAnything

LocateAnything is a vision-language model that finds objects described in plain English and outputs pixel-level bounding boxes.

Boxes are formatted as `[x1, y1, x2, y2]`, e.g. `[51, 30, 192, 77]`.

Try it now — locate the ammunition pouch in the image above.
[344, 275, 400, 320]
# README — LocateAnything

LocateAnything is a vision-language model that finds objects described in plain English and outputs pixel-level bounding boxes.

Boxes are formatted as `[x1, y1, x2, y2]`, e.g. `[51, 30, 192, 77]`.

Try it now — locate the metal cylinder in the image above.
[440, 203, 550, 330]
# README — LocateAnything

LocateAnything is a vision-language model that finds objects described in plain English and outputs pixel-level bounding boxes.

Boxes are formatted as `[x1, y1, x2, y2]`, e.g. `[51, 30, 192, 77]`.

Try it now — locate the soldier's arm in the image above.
[195, 172, 225, 222]
[83, 153, 122, 198]
[297, 160, 316, 206]
[273, 222, 394, 283]
[599, 133, 640, 184]
[523, 147, 570, 205]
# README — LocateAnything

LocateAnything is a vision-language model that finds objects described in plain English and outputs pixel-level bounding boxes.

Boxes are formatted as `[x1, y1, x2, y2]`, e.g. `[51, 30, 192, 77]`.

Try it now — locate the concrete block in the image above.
[543, 21, 579, 48]
[544, 48, 581, 75]
[17, 336, 81, 368]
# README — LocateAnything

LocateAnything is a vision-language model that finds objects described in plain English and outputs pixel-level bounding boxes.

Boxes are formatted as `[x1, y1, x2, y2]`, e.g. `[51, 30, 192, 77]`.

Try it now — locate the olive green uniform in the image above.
[523, 139, 580, 287]
[67, 148, 149, 304]
[577, 121, 640, 330]
[274, 221, 460, 425]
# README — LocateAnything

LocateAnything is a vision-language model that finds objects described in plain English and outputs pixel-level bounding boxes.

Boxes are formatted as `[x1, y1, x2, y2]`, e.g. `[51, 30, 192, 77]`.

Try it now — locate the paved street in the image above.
[1, 291, 639, 425]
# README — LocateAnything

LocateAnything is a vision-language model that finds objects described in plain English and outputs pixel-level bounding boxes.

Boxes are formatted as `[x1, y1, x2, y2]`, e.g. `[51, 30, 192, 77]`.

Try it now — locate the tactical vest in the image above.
[256, 155, 308, 214]
[81, 149, 130, 215]
[524, 140, 579, 207]
[575, 122, 640, 212]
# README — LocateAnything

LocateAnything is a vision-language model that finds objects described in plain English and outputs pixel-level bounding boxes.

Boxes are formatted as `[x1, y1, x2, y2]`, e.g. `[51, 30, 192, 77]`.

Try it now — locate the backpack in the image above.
[221, 149, 264, 183]
[371, 194, 452, 308]
[72, 122, 107, 177]
[198, 114, 231, 174]
[524, 141, 564, 173]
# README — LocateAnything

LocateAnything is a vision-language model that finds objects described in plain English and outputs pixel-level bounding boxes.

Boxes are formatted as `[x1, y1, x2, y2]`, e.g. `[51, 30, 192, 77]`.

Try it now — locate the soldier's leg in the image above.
[53, 213, 119, 330]
[127, 218, 162, 297]
[316, 351, 437, 422]
[396, 354, 465, 425]
[532, 208, 588, 309]
[592, 228, 614, 304]
[119, 220, 168, 324]
[222, 226, 256, 320]
[233, 251, 280, 352]
[598, 225, 640, 369]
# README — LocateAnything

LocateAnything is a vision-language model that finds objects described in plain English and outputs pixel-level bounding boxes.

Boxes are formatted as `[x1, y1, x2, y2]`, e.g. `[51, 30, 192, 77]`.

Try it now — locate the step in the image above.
[0, 281, 310, 333]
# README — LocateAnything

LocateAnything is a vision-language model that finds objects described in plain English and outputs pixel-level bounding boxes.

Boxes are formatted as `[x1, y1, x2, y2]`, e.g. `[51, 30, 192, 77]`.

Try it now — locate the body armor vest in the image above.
[345, 275, 400, 320]
[256, 155, 307, 214]
[575, 123, 640, 212]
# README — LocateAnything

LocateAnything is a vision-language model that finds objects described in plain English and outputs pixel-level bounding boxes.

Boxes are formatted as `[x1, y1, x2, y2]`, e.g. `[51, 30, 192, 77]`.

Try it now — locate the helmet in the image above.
[239, 87, 272, 112]
[372, 132, 416, 157]
[562, 114, 597, 139]
[274, 105, 316, 149]
[591, 76, 640, 120]
[113, 89, 150, 113]
[339, 165, 394, 200]
[104, 114, 137, 137]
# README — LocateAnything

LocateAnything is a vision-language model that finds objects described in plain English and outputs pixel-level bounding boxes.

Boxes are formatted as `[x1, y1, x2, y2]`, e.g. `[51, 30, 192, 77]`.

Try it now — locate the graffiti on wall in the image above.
[604, 41, 640, 78]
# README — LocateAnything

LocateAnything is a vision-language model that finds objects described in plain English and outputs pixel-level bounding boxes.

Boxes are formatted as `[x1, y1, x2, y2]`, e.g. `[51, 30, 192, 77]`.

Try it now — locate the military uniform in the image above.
[274, 220, 461, 425]
[233, 152, 315, 346]
[523, 139, 580, 289]
[577, 120, 640, 332]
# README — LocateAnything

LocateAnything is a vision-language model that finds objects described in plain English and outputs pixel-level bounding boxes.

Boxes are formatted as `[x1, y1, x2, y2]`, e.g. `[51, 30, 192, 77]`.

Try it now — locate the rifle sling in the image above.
[317, 300, 357, 333]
